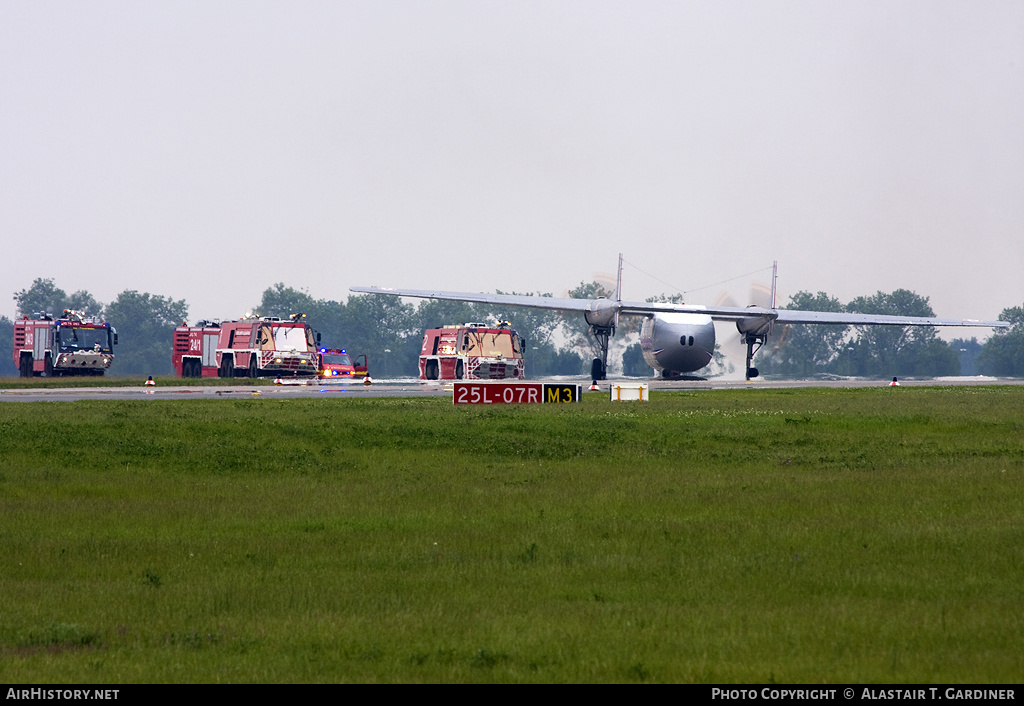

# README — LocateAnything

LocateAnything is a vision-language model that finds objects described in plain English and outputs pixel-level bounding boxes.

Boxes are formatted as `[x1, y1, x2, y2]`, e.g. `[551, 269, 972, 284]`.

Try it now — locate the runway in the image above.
[1, 375, 1021, 402]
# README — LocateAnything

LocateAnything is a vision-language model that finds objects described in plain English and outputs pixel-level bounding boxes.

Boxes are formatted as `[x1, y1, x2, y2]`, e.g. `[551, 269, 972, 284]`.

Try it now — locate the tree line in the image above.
[1, 278, 592, 377]
[756, 290, 1024, 378]
[3, 278, 1022, 378]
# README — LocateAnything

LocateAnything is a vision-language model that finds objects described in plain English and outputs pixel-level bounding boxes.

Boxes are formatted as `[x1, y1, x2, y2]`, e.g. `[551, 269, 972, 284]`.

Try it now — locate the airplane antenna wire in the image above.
[620, 258, 775, 300]
[682, 265, 777, 298]
[619, 257, 687, 297]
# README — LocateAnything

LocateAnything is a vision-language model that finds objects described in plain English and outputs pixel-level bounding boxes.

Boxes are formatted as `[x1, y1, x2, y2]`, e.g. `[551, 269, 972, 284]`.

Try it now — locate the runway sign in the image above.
[453, 382, 581, 405]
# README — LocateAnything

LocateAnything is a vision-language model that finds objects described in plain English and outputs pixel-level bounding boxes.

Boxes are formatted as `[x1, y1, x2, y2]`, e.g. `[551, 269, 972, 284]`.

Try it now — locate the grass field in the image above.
[0, 386, 1021, 683]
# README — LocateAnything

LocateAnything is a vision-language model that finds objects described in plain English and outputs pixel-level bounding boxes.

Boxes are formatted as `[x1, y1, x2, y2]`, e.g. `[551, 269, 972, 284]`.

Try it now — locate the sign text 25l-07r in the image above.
[453, 382, 580, 405]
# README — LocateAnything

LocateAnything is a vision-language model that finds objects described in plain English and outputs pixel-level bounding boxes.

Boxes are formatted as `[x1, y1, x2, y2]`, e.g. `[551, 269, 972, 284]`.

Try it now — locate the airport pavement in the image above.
[1, 376, 1021, 402]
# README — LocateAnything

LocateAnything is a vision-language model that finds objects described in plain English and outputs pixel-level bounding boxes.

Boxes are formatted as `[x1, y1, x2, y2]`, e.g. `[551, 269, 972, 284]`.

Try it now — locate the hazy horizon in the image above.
[3, 1, 1021, 327]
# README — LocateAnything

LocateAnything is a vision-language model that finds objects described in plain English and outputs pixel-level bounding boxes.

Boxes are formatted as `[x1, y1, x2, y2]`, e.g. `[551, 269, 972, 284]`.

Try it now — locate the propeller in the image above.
[712, 278, 774, 380]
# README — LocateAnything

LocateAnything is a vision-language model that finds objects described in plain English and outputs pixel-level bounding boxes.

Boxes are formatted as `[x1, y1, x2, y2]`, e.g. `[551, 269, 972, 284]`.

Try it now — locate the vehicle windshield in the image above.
[322, 353, 352, 366]
[466, 331, 519, 358]
[273, 325, 313, 351]
[58, 326, 112, 352]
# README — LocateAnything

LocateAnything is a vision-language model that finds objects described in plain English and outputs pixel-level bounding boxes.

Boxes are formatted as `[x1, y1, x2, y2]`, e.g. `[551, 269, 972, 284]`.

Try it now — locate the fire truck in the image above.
[419, 322, 525, 380]
[171, 313, 320, 378]
[13, 310, 117, 377]
[317, 348, 368, 379]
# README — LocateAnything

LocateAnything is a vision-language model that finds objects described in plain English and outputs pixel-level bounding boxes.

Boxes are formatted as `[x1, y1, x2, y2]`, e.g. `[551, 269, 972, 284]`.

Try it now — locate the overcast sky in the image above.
[2, 1, 1022, 329]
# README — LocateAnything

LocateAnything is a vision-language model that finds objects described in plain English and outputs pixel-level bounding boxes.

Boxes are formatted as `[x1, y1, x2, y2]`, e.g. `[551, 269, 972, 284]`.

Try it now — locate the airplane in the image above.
[351, 257, 1009, 381]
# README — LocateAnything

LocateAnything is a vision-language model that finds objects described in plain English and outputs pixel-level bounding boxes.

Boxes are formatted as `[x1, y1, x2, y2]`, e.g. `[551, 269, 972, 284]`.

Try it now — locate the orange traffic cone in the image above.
[145, 376, 155, 386]
[589, 379, 600, 391]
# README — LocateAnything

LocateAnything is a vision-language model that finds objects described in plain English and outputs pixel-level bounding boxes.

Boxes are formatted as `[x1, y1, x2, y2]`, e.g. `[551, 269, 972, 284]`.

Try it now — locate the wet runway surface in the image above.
[2, 376, 1021, 402]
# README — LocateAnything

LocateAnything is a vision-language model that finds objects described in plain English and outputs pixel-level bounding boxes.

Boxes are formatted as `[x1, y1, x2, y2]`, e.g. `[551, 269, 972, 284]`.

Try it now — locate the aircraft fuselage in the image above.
[640, 313, 716, 377]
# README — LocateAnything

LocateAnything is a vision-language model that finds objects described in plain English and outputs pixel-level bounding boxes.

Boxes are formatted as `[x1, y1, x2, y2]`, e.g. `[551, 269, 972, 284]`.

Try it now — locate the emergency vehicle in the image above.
[13, 310, 117, 377]
[419, 322, 525, 380]
[172, 313, 320, 378]
[317, 349, 368, 379]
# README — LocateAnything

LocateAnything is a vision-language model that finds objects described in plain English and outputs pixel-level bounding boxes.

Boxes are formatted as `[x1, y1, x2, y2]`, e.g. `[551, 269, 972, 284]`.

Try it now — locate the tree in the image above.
[104, 291, 189, 376]
[977, 304, 1024, 377]
[258, 283, 319, 320]
[838, 290, 958, 377]
[67, 290, 104, 317]
[257, 284, 347, 353]
[524, 342, 585, 376]
[1000, 304, 1024, 328]
[950, 337, 983, 376]
[622, 343, 649, 376]
[14, 278, 104, 319]
[759, 291, 848, 377]
[341, 293, 417, 377]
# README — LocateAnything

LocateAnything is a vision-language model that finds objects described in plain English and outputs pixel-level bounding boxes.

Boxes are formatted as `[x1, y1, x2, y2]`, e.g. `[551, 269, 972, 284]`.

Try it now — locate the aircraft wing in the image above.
[350, 286, 745, 318]
[350, 287, 601, 313]
[773, 309, 1009, 328]
[349, 287, 1009, 329]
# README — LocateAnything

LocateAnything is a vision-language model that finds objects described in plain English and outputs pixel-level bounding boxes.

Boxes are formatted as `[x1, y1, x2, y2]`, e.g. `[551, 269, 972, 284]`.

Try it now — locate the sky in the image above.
[2, 1, 1022, 331]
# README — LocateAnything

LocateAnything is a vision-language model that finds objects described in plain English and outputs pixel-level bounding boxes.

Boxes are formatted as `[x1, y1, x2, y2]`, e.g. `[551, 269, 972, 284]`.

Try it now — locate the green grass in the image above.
[0, 387, 1022, 682]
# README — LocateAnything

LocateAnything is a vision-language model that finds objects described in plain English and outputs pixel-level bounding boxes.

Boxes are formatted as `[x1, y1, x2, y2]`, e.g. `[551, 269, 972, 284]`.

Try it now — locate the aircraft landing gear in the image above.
[743, 332, 766, 380]
[590, 325, 613, 380]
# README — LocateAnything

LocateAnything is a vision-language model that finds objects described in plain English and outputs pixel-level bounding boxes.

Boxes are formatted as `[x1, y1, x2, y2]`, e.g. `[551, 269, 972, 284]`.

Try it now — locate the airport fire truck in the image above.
[13, 310, 117, 377]
[171, 314, 320, 378]
[419, 322, 525, 380]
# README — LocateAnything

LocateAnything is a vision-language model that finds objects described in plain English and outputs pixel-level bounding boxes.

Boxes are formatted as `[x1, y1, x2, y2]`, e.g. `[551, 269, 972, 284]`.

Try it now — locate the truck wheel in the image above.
[425, 360, 439, 380]
[44, 355, 53, 378]
[455, 360, 464, 379]
[249, 357, 258, 378]
[19, 354, 32, 378]
[220, 356, 234, 378]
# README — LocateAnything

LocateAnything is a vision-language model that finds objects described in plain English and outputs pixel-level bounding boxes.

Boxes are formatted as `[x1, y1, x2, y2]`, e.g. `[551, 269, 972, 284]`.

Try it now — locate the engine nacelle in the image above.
[584, 298, 619, 330]
[735, 311, 774, 337]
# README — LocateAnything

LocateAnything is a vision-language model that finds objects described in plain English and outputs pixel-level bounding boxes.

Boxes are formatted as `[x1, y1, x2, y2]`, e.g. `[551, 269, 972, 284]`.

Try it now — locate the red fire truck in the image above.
[13, 310, 118, 377]
[419, 322, 525, 380]
[172, 314, 320, 378]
